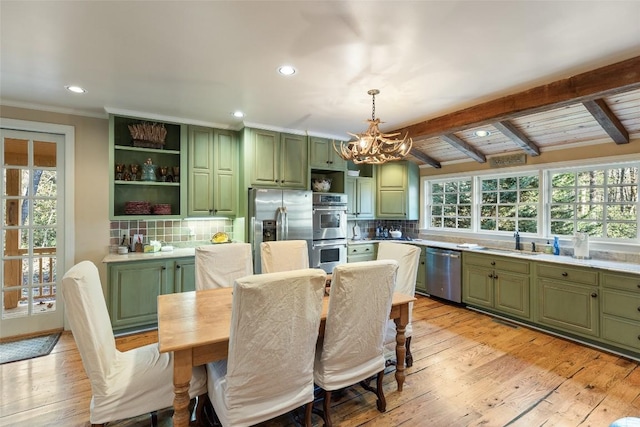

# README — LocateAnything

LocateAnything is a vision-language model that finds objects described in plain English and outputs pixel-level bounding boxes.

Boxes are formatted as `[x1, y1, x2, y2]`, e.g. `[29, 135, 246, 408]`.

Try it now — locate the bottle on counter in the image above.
[553, 236, 560, 255]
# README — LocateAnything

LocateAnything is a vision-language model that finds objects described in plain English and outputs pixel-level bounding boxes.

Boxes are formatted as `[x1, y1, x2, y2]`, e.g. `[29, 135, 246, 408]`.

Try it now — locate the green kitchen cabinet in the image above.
[187, 126, 238, 217]
[347, 243, 377, 263]
[173, 258, 196, 293]
[535, 263, 599, 338]
[414, 246, 427, 295]
[246, 129, 308, 189]
[376, 160, 419, 220]
[600, 271, 640, 352]
[345, 176, 375, 219]
[107, 257, 195, 332]
[463, 252, 531, 320]
[109, 114, 186, 219]
[309, 136, 346, 171]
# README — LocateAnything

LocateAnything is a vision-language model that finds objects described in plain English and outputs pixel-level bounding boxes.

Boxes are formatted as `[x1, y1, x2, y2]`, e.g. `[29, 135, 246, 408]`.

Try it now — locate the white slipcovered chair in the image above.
[314, 260, 398, 427]
[377, 241, 421, 367]
[206, 268, 326, 427]
[260, 239, 309, 273]
[195, 242, 253, 290]
[61, 261, 208, 427]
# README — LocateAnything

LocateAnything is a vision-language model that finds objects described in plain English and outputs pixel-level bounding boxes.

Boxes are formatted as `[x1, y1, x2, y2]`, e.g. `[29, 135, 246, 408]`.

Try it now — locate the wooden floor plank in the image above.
[1, 295, 639, 427]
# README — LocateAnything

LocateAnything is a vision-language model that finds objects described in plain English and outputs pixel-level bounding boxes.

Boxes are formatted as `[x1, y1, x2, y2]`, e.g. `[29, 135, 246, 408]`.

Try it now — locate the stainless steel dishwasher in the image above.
[426, 247, 462, 303]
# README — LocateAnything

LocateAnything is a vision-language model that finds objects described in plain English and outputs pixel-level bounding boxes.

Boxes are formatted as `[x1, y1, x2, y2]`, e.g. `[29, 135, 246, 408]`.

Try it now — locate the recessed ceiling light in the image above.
[474, 130, 490, 137]
[65, 85, 86, 94]
[278, 65, 296, 76]
[232, 111, 245, 118]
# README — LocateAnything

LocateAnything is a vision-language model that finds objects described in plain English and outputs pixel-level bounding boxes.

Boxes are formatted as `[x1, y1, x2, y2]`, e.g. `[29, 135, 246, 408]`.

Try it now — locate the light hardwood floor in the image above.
[1, 295, 639, 426]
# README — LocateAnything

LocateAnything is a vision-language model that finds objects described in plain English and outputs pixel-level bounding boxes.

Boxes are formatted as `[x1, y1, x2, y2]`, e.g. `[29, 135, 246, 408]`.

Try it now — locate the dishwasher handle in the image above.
[427, 248, 460, 259]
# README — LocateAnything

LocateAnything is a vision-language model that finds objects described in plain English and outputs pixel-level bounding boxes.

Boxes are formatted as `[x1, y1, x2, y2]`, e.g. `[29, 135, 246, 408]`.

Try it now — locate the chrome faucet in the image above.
[514, 230, 521, 250]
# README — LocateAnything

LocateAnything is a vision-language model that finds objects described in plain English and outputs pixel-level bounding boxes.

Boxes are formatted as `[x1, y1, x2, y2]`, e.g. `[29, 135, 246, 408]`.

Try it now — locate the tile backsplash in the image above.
[347, 220, 419, 239]
[110, 218, 235, 252]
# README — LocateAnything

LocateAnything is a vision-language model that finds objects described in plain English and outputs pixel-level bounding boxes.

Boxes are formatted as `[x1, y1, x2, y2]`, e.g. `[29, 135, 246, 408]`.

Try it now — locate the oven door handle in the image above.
[312, 240, 347, 249]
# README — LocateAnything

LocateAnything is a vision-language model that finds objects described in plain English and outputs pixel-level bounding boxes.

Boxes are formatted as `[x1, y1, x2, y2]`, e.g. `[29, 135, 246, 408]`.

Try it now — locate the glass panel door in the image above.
[1, 129, 65, 337]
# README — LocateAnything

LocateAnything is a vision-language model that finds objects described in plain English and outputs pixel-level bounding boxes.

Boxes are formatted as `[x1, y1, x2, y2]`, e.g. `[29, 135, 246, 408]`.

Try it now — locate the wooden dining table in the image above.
[157, 287, 415, 427]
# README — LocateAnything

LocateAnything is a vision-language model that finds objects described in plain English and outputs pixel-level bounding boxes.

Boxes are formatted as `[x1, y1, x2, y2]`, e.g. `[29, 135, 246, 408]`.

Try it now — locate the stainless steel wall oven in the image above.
[311, 193, 348, 273]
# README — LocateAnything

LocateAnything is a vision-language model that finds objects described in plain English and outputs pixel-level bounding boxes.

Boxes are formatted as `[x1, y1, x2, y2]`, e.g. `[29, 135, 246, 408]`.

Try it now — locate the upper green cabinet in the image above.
[346, 176, 375, 219]
[187, 126, 238, 217]
[309, 137, 346, 171]
[376, 160, 419, 220]
[246, 129, 308, 189]
[109, 114, 186, 219]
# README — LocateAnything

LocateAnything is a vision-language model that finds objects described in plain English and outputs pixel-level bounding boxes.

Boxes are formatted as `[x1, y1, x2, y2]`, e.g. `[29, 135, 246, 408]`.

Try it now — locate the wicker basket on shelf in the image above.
[128, 122, 167, 149]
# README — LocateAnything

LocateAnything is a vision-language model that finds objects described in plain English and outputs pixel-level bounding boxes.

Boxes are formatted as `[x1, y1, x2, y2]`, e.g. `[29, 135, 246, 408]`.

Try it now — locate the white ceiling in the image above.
[1, 1, 639, 141]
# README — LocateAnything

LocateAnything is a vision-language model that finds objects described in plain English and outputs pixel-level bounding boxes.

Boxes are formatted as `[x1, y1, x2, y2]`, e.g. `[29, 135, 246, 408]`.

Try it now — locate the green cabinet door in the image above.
[187, 126, 215, 216]
[280, 133, 308, 188]
[251, 129, 279, 186]
[415, 246, 427, 294]
[463, 264, 494, 308]
[213, 129, 238, 216]
[495, 271, 530, 318]
[309, 136, 346, 171]
[174, 258, 195, 293]
[108, 260, 170, 331]
[345, 176, 375, 219]
[187, 127, 238, 217]
[376, 161, 419, 219]
[536, 278, 599, 338]
[347, 243, 377, 262]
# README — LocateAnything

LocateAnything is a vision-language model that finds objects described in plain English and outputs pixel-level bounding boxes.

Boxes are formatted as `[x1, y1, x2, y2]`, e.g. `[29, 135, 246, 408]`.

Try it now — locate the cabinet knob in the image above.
[638, 335, 640, 341]
[637, 283, 640, 289]
[421, 261, 425, 265]
[161, 266, 166, 271]
[176, 265, 181, 269]
[488, 274, 494, 279]
[562, 272, 568, 277]
[491, 261, 496, 266]
[365, 248, 370, 251]
[591, 292, 598, 298]
[637, 306, 640, 312]
[493, 275, 498, 279]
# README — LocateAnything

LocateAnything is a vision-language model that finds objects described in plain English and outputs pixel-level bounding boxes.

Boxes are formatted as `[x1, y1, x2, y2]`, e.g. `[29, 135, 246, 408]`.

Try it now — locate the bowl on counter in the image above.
[312, 178, 332, 192]
[390, 230, 402, 239]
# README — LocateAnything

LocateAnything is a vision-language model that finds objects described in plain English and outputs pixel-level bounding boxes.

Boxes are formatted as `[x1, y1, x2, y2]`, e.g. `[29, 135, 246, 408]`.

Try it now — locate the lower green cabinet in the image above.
[107, 257, 195, 332]
[463, 252, 531, 320]
[600, 271, 640, 352]
[347, 243, 377, 262]
[414, 246, 427, 295]
[535, 263, 599, 338]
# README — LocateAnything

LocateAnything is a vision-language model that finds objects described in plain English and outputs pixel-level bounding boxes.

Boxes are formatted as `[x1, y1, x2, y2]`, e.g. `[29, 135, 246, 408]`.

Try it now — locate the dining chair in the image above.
[61, 260, 208, 427]
[206, 268, 327, 427]
[195, 242, 253, 290]
[377, 241, 421, 367]
[260, 239, 309, 273]
[314, 259, 399, 427]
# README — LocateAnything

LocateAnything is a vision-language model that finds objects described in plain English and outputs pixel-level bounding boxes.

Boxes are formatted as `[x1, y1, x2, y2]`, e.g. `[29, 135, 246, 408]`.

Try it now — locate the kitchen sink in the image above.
[478, 248, 541, 256]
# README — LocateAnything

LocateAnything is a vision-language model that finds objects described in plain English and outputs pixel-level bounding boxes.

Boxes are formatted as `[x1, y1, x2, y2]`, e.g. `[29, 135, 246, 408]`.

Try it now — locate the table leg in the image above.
[394, 305, 408, 391]
[173, 349, 193, 427]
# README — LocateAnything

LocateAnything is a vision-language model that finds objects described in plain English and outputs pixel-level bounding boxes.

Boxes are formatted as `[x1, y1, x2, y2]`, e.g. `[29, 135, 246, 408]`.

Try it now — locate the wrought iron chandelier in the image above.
[334, 89, 412, 165]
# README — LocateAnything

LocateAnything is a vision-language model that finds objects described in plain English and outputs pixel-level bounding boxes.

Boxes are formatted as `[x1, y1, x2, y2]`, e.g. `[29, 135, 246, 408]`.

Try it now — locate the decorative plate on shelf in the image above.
[211, 232, 230, 244]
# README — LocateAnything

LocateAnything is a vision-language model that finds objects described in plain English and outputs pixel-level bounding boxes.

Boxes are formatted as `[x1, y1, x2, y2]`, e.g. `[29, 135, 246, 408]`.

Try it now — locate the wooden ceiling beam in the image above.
[582, 99, 629, 144]
[409, 149, 441, 168]
[441, 134, 486, 163]
[492, 121, 540, 156]
[392, 55, 640, 140]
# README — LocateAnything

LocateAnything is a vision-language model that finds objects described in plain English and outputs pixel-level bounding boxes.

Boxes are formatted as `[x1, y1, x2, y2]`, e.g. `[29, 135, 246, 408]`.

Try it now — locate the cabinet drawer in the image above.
[535, 263, 598, 286]
[602, 272, 640, 292]
[464, 253, 530, 274]
[601, 315, 640, 352]
[602, 289, 640, 321]
[348, 244, 376, 256]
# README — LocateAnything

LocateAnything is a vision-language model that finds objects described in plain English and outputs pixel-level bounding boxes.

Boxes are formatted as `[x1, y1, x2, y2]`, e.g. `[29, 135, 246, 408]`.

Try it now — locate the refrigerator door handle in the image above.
[276, 207, 285, 240]
[283, 207, 289, 240]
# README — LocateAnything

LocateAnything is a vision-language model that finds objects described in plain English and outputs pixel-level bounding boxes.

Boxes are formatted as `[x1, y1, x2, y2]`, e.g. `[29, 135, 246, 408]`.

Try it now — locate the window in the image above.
[549, 166, 638, 239]
[422, 160, 639, 243]
[429, 178, 472, 230]
[480, 174, 539, 233]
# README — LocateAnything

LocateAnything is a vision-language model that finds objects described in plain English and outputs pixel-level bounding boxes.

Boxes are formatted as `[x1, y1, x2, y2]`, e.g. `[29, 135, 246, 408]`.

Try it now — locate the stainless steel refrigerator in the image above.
[248, 188, 313, 273]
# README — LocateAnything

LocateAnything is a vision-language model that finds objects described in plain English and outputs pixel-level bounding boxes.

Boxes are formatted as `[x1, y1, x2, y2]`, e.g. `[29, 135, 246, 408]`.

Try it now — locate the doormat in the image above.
[0, 333, 60, 365]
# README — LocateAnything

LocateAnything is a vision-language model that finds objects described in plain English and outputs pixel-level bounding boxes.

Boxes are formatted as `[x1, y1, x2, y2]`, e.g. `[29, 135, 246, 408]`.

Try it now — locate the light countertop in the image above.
[348, 238, 640, 275]
[103, 247, 196, 263]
